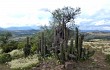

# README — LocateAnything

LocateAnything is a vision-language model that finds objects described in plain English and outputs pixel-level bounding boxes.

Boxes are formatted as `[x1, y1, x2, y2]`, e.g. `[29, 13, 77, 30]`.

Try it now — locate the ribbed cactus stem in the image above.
[60, 41, 65, 64]
[44, 36, 46, 56]
[70, 38, 74, 54]
[78, 34, 84, 58]
[75, 27, 79, 60]
[27, 37, 29, 45]
[41, 32, 44, 56]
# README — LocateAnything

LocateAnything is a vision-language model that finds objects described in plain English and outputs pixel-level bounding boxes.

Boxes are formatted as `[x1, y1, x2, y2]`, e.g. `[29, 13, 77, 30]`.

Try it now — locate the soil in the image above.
[0, 64, 10, 70]
[32, 51, 110, 70]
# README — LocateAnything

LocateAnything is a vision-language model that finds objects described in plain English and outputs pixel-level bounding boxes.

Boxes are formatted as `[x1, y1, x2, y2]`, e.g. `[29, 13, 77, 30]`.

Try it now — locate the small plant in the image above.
[17, 42, 25, 49]
[2, 41, 18, 53]
[9, 49, 24, 59]
[0, 53, 12, 63]
[105, 54, 110, 64]
[31, 44, 38, 54]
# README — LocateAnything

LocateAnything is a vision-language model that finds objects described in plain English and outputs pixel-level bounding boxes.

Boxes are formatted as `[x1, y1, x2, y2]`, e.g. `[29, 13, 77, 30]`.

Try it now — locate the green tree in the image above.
[0, 32, 16, 53]
[0, 32, 12, 44]
[51, 7, 80, 26]
[37, 7, 81, 48]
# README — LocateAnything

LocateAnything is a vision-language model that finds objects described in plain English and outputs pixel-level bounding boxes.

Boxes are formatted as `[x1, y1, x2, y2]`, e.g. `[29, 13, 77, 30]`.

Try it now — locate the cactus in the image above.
[37, 32, 49, 58]
[23, 37, 31, 57]
[69, 38, 74, 54]
[40, 32, 44, 56]
[36, 17, 95, 63]
[75, 27, 79, 60]
[78, 34, 84, 58]
[60, 41, 65, 64]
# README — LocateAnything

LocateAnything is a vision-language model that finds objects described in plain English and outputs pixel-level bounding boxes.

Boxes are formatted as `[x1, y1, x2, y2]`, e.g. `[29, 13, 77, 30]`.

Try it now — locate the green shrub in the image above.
[23, 44, 31, 57]
[2, 41, 18, 53]
[17, 42, 25, 49]
[31, 44, 37, 53]
[0, 53, 12, 63]
[0, 49, 3, 54]
[9, 49, 24, 59]
[105, 54, 110, 63]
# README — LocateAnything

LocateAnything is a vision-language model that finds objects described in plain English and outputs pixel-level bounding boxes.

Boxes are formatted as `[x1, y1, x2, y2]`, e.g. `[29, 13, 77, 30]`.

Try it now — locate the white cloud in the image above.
[0, 0, 109, 28]
[94, 20, 105, 26]
[75, 18, 93, 25]
[103, 26, 110, 30]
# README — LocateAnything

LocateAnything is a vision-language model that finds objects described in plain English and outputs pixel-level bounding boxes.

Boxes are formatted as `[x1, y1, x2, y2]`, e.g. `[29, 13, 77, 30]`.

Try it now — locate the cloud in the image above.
[75, 18, 93, 25]
[103, 26, 110, 30]
[0, 0, 110, 30]
[77, 7, 110, 30]
[94, 20, 105, 26]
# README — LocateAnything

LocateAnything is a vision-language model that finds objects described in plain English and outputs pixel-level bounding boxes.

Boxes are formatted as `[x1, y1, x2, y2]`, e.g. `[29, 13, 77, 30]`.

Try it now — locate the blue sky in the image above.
[0, 0, 110, 30]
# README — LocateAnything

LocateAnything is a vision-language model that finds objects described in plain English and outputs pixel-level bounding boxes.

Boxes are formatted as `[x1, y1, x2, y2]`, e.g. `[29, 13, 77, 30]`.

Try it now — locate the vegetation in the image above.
[8, 54, 39, 70]
[9, 49, 24, 59]
[38, 7, 94, 62]
[0, 6, 109, 70]
[23, 37, 31, 57]
[0, 53, 12, 63]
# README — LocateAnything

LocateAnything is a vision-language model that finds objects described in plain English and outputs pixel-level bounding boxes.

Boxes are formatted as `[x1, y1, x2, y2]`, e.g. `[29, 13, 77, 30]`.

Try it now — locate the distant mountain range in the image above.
[0, 26, 40, 31]
[80, 30, 110, 32]
[0, 26, 110, 32]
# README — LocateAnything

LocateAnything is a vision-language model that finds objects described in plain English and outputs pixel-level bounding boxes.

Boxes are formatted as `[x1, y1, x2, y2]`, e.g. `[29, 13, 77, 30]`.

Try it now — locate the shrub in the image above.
[105, 54, 110, 64]
[31, 44, 38, 54]
[2, 41, 18, 53]
[102, 48, 110, 55]
[0, 49, 3, 54]
[17, 42, 25, 49]
[9, 49, 24, 59]
[23, 44, 31, 57]
[8, 54, 39, 70]
[0, 53, 12, 63]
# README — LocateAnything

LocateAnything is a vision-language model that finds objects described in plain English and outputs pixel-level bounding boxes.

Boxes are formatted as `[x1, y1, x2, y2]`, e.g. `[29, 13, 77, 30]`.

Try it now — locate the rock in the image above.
[54, 65, 65, 70]
[65, 62, 74, 70]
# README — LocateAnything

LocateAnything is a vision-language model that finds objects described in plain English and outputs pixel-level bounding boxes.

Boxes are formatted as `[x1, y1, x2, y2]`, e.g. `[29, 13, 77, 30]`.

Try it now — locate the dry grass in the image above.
[83, 39, 110, 55]
[8, 54, 39, 70]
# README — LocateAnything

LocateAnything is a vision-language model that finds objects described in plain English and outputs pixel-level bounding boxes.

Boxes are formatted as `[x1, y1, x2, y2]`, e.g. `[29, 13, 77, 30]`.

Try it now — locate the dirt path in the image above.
[91, 51, 110, 70]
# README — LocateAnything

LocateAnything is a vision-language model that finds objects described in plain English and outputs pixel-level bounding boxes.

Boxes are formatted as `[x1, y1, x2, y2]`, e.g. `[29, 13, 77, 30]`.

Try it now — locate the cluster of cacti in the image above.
[23, 37, 31, 57]
[36, 19, 94, 63]
[51, 23, 95, 63]
[37, 32, 49, 58]
[52, 22, 70, 63]
[73, 27, 95, 61]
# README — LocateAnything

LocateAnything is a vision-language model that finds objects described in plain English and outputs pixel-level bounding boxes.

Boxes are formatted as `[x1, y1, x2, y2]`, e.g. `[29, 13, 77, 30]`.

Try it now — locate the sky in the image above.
[0, 0, 110, 30]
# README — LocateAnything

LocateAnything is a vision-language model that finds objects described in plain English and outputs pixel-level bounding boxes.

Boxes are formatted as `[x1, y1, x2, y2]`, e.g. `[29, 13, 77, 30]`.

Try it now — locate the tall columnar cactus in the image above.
[23, 37, 31, 57]
[60, 41, 65, 64]
[37, 18, 94, 63]
[40, 32, 44, 56]
[44, 36, 48, 56]
[75, 27, 79, 60]
[27, 37, 29, 45]
[38, 32, 49, 57]
[78, 34, 84, 58]
[70, 38, 74, 54]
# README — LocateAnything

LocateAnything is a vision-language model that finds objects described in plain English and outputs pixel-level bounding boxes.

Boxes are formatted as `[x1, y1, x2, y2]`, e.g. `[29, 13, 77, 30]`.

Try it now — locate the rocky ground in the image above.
[32, 51, 110, 70]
